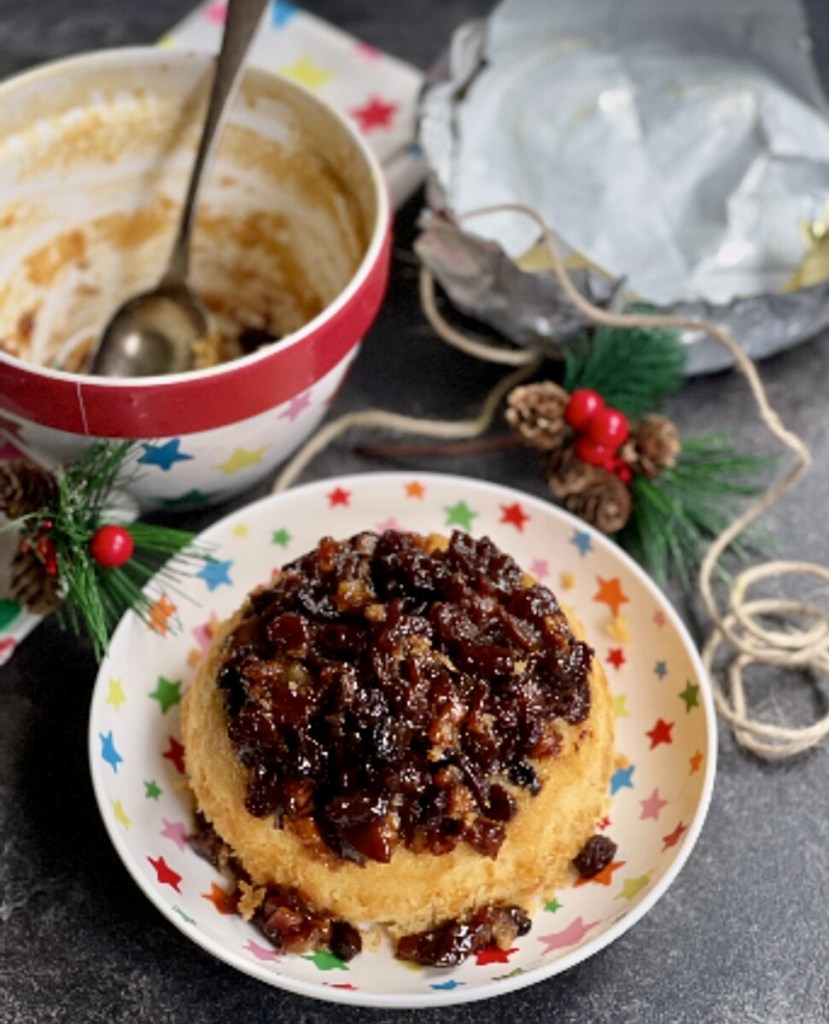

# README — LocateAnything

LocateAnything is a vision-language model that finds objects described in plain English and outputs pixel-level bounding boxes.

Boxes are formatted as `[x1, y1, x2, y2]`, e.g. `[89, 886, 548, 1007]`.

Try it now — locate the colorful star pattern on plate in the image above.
[445, 500, 477, 531]
[87, 473, 713, 1008]
[500, 502, 529, 531]
[149, 676, 182, 714]
[197, 560, 234, 592]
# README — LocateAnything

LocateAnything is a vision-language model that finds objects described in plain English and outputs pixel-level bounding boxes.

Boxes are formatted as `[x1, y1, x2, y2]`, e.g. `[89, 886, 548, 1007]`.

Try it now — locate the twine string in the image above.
[274, 199, 829, 758]
[272, 357, 542, 493]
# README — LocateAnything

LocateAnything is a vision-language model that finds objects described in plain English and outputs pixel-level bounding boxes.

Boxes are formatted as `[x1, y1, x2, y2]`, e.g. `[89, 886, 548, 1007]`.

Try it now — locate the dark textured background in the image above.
[2, 2, 829, 1022]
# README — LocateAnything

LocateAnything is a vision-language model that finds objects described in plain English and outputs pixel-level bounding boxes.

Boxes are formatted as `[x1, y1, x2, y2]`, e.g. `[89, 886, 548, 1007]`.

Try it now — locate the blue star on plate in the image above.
[610, 764, 635, 795]
[570, 529, 593, 557]
[138, 439, 194, 471]
[197, 559, 234, 592]
[430, 979, 465, 991]
[99, 731, 123, 773]
[654, 659, 668, 680]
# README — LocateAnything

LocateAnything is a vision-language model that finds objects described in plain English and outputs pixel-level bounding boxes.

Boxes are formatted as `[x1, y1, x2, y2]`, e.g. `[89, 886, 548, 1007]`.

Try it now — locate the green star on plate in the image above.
[679, 680, 700, 712]
[544, 897, 562, 913]
[149, 677, 183, 714]
[272, 527, 292, 548]
[493, 967, 526, 981]
[444, 500, 478, 532]
[144, 780, 162, 800]
[302, 949, 348, 971]
[172, 905, 197, 925]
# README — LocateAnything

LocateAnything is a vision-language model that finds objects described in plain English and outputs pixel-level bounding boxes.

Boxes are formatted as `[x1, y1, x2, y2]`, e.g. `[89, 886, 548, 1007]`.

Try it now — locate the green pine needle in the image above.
[563, 319, 687, 418]
[615, 434, 774, 588]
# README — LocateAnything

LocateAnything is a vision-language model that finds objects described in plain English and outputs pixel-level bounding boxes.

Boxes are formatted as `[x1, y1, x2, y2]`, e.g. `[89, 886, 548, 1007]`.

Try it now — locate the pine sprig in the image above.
[562, 320, 687, 419]
[615, 434, 774, 588]
[12, 441, 210, 660]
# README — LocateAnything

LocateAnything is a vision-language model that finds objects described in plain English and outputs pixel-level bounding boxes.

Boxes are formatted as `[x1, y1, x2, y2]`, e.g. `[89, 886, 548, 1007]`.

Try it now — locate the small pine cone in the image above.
[544, 445, 597, 499]
[561, 470, 633, 534]
[9, 545, 62, 614]
[624, 414, 680, 479]
[0, 460, 58, 520]
[505, 381, 572, 452]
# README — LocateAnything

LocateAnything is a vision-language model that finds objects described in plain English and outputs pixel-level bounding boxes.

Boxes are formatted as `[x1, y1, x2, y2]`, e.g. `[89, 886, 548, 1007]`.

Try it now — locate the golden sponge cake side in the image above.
[182, 606, 613, 939]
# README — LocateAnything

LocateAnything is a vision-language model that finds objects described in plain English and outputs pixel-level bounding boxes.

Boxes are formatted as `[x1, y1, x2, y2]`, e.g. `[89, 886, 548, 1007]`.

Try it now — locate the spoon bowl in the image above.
[92, 283, 209, 377]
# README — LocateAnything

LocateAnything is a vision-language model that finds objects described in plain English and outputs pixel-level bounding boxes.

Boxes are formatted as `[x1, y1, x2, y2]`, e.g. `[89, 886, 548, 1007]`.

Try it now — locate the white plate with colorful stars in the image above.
[88, 472, 716, 1009]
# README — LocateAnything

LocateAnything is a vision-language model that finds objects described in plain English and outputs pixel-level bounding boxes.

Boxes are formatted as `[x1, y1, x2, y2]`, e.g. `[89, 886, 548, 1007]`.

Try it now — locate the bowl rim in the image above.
[0, 47, 392, 435]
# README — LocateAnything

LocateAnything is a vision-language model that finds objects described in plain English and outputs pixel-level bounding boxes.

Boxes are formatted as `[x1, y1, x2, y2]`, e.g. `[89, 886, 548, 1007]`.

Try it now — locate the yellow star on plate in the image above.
[232, 522, 249, 539]
[617, 874, 650, 901]
[278, 55, 333, 91]
[112, 800, 132, 829]
[613, 694, 630, 719]
[105, 677, 126, 711]
[605, 614, 631, 644]
[214, 447, 269, 476]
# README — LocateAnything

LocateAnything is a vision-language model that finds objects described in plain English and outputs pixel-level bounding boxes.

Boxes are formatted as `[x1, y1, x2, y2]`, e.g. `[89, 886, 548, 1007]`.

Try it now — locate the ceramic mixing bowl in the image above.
[0, 47, 390, 509]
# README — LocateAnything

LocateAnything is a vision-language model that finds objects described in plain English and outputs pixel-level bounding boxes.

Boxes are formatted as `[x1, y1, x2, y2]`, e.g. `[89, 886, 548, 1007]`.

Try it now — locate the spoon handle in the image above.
[162, 0, 271, 288]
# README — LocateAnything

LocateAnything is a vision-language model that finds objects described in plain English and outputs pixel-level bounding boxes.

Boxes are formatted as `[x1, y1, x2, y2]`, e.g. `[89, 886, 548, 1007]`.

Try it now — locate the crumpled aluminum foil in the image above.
[416, 0, 829, 374]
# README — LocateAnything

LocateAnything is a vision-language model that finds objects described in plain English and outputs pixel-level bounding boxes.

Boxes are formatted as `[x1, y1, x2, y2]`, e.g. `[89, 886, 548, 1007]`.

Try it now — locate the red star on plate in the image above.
[147, 855, 182, 892]
[350, 95, 398, 132]
[653, 609, 667, 628]
[597, 815, 612, 830]
[162, 736, 186, 774]
[574, 860, 625, 887]
[500, 502, 529, 531]
[475, 945, 519, 965]
[606, 647, 626, 669]
[328, 486, 351, 507]
[662, 821, 688, 850]
[593, 576, 629, 618]
[326, 983, 358, 991]
[202, 881, 238, 915]
[646, 718, 674, 749]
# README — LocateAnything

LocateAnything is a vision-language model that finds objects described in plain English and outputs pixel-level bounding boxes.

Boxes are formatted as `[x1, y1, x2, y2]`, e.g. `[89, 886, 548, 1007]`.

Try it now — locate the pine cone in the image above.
[544, 445, 597, 499]
[624, 414, 680, 479]
[562, 470, 633, 534]
[505, 381, 572, 452]
[0, 460, 58, 520]
[9, 545, 62, 614]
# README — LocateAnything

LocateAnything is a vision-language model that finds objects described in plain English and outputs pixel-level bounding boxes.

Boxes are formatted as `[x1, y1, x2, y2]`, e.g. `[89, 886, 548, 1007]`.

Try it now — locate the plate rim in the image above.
[88, 470, 718, 1009]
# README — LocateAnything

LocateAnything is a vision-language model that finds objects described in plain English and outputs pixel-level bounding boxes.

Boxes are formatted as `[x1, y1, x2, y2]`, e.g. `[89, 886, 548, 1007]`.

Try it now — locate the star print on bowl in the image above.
[88, 472, 716, 1009]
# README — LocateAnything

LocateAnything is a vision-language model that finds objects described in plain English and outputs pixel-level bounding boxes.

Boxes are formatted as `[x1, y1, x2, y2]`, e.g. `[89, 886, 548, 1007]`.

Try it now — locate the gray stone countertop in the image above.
[1, 2, 828, 1022]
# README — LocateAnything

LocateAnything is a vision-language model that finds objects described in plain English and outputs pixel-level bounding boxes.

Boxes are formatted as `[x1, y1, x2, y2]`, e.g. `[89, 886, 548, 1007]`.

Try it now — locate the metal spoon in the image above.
[91, 0, 270, 377]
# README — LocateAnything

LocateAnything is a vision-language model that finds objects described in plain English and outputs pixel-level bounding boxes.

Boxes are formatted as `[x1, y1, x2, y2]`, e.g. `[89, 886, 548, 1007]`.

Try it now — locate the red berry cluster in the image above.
[20, 519, 59, 576]
[564, 389, 632, 483]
